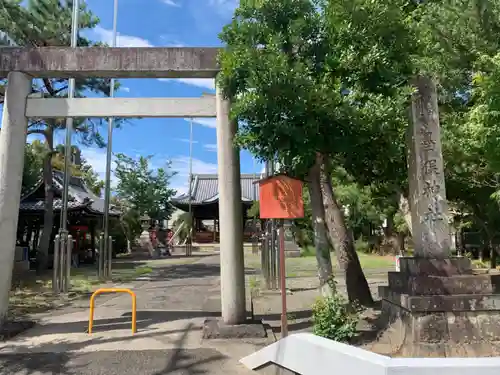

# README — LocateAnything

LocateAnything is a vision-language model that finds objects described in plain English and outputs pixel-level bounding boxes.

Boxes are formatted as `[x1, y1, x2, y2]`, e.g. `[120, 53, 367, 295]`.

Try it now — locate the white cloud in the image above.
[185, 118, 216, 129]
[79, 147, 119, 189]
[159, 35, 184, 47]
[176, 138, 199, 144]
[178, 78, 215, 90]
[158, 78, 216, 90]
[162, 0, 181, 6]
[209, 0, 237, 14]
[171, 156, 218, 177]
[92, 26, 154, 47]
[170, 156, 218, 196]
[204, 143, 217, 152]
[121, 86, 131, 93]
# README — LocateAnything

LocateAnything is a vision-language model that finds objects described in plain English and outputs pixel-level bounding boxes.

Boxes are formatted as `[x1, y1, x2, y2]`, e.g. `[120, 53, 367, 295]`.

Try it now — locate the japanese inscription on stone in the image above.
[409, 76, 451, 257]
[418, 111, 444, 224]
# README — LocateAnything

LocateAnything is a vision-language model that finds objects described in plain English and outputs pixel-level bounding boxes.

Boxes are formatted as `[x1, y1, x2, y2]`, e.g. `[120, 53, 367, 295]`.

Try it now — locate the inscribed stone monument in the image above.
[407, 76, 451, 257]
[379, 76, 500, 357]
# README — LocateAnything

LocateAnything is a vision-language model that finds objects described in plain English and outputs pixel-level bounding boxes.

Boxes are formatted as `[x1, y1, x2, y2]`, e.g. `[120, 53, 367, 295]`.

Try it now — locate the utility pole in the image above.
[60, 0, 80, 232]
[186, 118, 194, 256]
[102, 0, 119, 279]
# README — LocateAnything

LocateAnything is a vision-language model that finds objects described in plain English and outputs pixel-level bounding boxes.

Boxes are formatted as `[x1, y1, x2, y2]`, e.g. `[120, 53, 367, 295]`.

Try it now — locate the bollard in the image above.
[107, 236, 113, 279]
[261, 236, 270, 290]
[53, 235, 61, 293]
[103, 235, 109, 279]
[98, 233, 105, 279]
[88, 288, 136, 334]
[59, 233, 67, 293]
[278, 223, 288, 338]
[64, 234, 73, 293]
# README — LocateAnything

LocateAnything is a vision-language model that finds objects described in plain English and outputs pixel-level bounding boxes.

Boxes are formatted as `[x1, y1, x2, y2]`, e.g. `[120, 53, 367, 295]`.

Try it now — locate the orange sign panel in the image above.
[258, 175, 304, 219]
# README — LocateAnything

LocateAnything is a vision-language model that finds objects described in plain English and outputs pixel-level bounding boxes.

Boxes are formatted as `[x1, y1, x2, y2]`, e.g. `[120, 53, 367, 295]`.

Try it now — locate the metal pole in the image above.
[187, 118, 194, 256]
[98, 233, 105, 279]
[108, 236, 113, 279]
[252, 157, 258, 254]
[263, 161, 271, 289]
[279, 221, 288, 338]
[64, 235, 73, 293]
[103, 0, 119, 275]
[59, 235, 67, 293]
[269, 160, 277, 289]
[60, 0, 80, 232]
[52, 235, 61, 293]
[263, 221, 271, 289]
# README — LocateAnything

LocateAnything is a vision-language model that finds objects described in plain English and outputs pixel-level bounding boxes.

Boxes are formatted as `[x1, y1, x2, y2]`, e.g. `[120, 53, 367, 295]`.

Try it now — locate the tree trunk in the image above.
[398, 193, 412, 236]
[381, 213, 400, 255]
[37, 131, 54, 274]
[318, 154, 373, 305]
[307, 159, 333, 296]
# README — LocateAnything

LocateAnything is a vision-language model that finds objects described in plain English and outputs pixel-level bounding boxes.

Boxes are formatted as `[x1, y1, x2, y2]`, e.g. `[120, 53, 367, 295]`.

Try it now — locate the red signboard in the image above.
[257, 175, 304, 219]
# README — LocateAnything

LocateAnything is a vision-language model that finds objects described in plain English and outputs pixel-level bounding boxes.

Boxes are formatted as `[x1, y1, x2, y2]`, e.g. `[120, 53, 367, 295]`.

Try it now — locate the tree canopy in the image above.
[1, 0, 125, 269]
[113, 153, 177, 223]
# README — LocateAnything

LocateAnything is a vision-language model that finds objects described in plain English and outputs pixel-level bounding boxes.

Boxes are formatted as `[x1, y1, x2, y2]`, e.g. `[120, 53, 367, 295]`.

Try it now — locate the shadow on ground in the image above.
[139, 263, 257, 282]
[0, 323, 226, 375]
[23, 311, 221, 336]
[21, 308, 313, 338]
[257, 310, 313, 334]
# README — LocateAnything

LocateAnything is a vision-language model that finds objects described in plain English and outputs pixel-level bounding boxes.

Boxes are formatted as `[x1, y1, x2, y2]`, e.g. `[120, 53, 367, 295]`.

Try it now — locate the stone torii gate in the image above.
[0, 47, 246, 326]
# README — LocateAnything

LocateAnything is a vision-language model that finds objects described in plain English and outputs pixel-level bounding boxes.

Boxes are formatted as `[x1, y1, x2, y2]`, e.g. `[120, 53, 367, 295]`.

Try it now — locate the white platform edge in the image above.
[240, 333, 500, 375]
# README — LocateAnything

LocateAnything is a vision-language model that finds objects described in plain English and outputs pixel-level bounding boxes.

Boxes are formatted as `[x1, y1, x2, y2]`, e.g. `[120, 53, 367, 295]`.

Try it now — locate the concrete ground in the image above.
[0, 253, 392, 374]
[0, 254, 272, 375]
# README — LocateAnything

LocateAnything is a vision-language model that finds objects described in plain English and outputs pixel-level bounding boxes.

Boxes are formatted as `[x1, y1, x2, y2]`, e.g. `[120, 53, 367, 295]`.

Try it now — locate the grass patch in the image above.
[143, 257, 202, 267]
[9, 260, 155, 319]
[300, 246, 316, 257]
[245, 252, 395, 277]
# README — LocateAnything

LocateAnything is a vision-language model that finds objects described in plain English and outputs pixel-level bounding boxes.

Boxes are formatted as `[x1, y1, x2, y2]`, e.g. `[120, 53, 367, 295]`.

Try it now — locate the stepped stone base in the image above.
[284, 249, 301, 258]
[379, 257, 500, 357]
[202, 318, 268, 339]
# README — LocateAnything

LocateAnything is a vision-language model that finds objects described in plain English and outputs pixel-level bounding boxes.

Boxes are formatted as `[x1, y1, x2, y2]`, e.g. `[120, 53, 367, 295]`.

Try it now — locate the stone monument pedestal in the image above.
[282, 221, 301, 258]
[379, 256, 500, 357]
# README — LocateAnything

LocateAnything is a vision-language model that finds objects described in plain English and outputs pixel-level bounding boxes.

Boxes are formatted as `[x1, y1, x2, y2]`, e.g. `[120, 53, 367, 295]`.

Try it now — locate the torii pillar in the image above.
[0, 72, 32, 325]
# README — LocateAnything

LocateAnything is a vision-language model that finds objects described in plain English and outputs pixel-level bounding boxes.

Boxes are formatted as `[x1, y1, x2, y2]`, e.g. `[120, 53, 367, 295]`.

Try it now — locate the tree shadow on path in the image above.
[0, 323, 226, 375]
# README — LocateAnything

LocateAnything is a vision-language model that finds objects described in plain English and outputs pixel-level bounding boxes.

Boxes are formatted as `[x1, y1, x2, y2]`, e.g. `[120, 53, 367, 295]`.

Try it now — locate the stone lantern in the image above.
[140, 214, 151, 231]
[139, 214, 154, 257]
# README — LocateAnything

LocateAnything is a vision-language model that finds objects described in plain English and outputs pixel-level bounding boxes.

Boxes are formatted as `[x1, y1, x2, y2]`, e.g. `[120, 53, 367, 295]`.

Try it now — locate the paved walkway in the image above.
[0, 255, 270, 375]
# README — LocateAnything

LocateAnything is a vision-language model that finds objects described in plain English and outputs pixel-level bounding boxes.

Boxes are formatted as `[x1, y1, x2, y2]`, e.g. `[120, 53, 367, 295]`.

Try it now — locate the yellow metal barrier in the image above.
[88, 288, 137, 334]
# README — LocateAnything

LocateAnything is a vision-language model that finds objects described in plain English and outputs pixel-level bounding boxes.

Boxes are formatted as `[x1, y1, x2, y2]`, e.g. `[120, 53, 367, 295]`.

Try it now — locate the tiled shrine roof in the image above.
[172, 174, 261, 206]
[20, 170, 120, 216]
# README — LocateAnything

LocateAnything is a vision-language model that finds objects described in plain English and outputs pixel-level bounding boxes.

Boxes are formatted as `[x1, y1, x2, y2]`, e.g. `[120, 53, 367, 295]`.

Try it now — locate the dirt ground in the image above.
[247, 266, 391, 349]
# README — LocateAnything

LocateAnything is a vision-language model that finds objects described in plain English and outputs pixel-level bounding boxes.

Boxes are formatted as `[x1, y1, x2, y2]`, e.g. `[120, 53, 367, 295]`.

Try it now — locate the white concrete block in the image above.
[240, 333, 500, 375]
[240, 333, 390, 375]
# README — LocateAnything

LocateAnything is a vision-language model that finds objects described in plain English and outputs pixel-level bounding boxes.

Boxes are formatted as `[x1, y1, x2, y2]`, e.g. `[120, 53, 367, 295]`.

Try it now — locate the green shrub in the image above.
[311, 280, 359, 342]
[354, 236, 371, 254]
[300, 246, 316, 257]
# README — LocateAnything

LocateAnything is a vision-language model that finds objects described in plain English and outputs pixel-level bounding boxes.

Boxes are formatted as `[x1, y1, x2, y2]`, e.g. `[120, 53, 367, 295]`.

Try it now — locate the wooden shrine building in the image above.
[18, 170, 120, 263]
[171, 174, 261, 243]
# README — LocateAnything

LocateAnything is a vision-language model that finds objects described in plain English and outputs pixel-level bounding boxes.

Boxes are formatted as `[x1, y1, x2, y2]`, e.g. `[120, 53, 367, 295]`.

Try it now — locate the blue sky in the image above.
[31, 0, 263, 195]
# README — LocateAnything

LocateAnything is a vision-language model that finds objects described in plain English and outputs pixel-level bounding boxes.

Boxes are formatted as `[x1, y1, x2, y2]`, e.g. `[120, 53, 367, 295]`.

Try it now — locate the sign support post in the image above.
[256, 174, 304, 338]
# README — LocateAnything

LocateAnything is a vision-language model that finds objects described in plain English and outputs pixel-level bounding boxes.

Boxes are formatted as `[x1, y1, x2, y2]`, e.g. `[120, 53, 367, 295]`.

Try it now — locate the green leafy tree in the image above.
[218, 0, 414, 304]
[110, 196, 142, 253]
[1, 0, 123, 272]
[114, 153, 177, 222]
[22, 141, 104, 195]
[22, 142, 43, 192]
[172, 212, 193, 244]
[52, 145, 105, 196]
